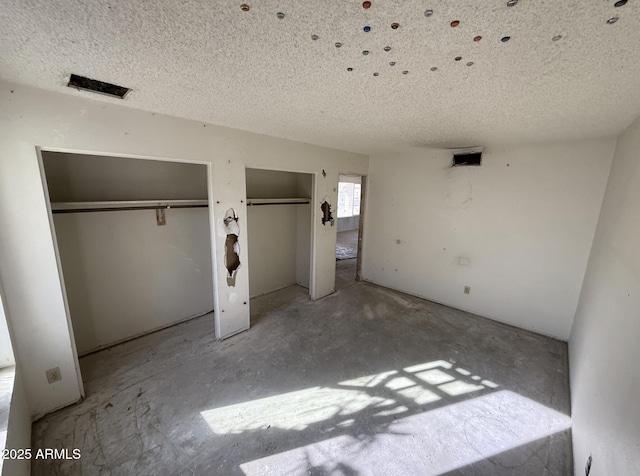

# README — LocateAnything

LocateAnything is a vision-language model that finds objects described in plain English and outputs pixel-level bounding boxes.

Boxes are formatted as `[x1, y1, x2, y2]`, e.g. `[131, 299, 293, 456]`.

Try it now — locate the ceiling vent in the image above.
[67, 74, 131, 99]
[452, 147, 484, 167]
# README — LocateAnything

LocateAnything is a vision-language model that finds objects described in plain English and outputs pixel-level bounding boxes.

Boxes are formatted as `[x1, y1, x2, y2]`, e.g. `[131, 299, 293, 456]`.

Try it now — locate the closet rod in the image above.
[247, 202, 309, 206]
[51, 200, 208, 213]
[246, 198, 310, 206]
[52, 205, 208, 214]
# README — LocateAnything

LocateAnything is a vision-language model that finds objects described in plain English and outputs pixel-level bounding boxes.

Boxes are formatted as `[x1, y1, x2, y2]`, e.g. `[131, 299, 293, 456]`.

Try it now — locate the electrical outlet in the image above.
[46, 367, 62, 384]
[464, 286, 471, 294]
[585, 455, 592, 476]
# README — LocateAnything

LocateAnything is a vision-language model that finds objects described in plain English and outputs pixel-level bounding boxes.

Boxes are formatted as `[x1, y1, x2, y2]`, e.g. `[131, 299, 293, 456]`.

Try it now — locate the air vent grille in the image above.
[453, 152, 482, 166]
[67, 74, 130, 99]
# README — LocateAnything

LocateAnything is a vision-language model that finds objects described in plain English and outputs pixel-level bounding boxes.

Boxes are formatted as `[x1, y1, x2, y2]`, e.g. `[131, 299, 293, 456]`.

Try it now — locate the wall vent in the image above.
[67, 74, 131, 99]
[453, 152, 482, 166]
[452, 147, 484, 167]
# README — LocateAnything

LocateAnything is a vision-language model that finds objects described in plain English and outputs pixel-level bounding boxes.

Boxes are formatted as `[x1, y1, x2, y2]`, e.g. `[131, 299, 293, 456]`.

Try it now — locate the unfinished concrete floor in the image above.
[336, 230, 359, 291]
[335, 259, 357, 291]
[32, 282, 572, 475]
[336, 230, 358, 261]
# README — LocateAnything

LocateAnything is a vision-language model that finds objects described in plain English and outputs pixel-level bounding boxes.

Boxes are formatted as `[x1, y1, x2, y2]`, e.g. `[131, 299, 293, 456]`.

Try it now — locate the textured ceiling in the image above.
[1, 0, 640, 154]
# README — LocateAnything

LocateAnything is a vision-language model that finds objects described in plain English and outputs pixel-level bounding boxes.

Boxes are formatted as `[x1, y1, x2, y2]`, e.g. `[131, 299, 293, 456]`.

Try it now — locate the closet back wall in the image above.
[43, 152, 214, 355]
[54, 209, 213, 354]
[247, 206, 298, 297]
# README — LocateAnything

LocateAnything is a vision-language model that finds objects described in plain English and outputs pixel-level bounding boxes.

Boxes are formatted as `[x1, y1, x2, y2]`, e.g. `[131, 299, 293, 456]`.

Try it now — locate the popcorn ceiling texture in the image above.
[1, 0, 639, 154]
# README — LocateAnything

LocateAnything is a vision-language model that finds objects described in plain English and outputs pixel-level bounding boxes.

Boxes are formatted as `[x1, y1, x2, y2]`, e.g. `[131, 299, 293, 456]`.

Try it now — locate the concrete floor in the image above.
[32, 282, 572, 475]
[335, 259, 357, 291]
[336, 230, 358, 260]
[335, 230, 359, 290]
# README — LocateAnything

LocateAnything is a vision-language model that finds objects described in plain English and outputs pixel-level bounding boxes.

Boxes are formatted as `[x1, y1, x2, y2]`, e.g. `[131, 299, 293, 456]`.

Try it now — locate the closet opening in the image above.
[336, 174, 365, 290]
[245, 168, 313, 304]
[38, 150, 215, 380]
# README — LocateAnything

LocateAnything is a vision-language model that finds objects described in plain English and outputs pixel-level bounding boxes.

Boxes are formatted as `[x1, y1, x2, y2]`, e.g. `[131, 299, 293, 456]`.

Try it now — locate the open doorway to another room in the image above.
[335, 174, 364, 290]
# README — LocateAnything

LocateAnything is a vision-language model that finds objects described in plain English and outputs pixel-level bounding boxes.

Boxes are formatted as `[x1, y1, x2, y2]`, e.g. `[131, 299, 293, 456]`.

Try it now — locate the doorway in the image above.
[335, 174, 365, 290]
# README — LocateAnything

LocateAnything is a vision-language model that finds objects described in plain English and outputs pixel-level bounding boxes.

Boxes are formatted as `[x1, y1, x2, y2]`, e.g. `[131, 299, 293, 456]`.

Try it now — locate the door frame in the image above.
[36, 147, 216, 394]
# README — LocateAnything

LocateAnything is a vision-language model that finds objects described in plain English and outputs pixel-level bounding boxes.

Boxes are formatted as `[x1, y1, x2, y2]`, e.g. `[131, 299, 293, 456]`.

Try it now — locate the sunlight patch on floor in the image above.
[238, 390, 571, 476]
[201, 387, 393, 434]
[201, 360, 495, 436]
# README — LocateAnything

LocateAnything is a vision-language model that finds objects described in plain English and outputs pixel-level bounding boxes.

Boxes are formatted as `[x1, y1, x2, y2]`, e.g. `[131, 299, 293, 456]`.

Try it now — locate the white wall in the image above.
[363, 140, 615, 340]
[43, 152, 208, 201]
[0, 80, 367, 419]
[569, 117, 640, 474]
[54, 208, 214, 355]
[246, 168, 304, 199]
[247, 205, 298, 297]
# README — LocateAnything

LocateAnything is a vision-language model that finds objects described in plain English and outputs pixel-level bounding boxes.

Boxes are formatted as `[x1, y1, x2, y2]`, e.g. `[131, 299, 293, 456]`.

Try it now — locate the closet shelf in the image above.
[246, 198, 310, 206]
[51, 200, 208, 213]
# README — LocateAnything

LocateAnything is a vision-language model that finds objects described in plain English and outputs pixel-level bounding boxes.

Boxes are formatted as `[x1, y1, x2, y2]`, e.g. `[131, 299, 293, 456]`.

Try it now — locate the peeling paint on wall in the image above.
[223, 208, 241, 286]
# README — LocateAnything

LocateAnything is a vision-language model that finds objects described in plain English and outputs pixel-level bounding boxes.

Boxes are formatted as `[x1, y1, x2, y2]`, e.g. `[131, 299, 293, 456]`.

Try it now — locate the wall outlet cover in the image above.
[46, 366, 62, 383]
